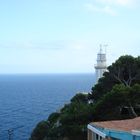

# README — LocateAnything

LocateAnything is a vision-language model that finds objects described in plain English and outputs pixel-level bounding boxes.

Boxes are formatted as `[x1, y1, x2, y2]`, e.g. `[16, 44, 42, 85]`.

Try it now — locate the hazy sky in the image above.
[0, 0, 140, 73]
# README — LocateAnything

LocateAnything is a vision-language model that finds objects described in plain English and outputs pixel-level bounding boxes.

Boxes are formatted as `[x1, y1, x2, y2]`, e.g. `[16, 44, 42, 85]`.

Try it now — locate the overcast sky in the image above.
[0, 0, 140, 74]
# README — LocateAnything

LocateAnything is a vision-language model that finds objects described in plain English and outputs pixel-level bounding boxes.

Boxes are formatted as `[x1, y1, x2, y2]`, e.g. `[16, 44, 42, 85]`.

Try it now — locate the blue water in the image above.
[0, 74, 95, 140]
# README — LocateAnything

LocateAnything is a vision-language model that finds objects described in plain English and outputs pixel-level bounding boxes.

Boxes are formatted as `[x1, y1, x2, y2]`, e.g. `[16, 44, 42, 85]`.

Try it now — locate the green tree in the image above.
[59, 102, 93, 140]
[71, 93, 88, 104]
[91, 55, 140, 101]
[30, 121, 49, 140]
[94, 84, 140, 121]
[108, 55, 140, 87]
[47, 112, 60, 124]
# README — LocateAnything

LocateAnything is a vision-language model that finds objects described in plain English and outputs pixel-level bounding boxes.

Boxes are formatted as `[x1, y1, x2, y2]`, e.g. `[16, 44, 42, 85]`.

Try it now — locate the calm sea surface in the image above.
[0, 74, 95, 140]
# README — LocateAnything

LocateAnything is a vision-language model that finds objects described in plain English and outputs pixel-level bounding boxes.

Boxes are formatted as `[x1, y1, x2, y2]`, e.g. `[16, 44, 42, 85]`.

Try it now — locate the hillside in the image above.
[30, 55, 140, 140]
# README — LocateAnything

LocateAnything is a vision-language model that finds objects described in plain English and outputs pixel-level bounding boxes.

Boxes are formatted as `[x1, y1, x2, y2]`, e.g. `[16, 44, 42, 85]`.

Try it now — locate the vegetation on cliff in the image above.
[30, 55, 140, 140]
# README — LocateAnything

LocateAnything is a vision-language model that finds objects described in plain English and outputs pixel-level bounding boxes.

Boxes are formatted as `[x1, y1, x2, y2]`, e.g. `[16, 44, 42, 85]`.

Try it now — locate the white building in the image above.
[87, 117, 140, 140]
[94, 46, 107, 83]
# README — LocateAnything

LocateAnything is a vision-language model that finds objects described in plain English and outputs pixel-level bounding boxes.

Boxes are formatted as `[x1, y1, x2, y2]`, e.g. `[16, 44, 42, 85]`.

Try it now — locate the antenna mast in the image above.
[104, 44, 108, 54]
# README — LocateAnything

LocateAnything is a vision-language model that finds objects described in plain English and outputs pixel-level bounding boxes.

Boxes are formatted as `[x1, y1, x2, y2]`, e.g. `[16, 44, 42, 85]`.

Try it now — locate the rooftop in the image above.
[91, 117, 140, 132]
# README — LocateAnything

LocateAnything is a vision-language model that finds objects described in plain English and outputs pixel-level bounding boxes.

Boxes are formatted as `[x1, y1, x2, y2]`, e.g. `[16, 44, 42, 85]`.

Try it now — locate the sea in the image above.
[0, 74, 95, 140]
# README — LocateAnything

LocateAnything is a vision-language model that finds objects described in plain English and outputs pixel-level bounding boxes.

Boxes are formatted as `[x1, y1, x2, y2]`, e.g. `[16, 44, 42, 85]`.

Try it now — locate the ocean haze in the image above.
[0, 74, 95, 140]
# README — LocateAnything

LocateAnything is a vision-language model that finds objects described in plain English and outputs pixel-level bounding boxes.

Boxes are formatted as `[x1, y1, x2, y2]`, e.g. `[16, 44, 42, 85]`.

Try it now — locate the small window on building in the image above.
[100, 136, 103, 140]
[94, 134, 104, 140]
[96, 134, 99, 139]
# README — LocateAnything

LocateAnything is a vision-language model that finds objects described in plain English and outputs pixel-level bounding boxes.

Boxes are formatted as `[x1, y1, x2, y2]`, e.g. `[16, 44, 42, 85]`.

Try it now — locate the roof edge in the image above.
[87, 124, 106, 138]
[132, 130, 140, 136]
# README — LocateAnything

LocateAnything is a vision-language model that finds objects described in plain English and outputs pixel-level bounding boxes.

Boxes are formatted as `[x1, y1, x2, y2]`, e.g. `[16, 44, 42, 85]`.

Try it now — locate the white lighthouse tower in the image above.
[94, 45, 107, 83]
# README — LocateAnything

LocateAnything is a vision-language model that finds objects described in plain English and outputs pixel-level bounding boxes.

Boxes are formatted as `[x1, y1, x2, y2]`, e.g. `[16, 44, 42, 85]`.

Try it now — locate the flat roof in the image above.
[90, 117, 140, 132]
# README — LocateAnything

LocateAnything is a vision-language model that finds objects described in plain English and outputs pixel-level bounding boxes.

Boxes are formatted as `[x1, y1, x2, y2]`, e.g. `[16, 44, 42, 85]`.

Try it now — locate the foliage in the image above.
[47, 112, 60, 124]
[30, 121, 49, 140]
[108, 55, 140, 86]
[60, 102, 93, 125]
[94, 84, 140, 121]
[71, 93, 88, 104]
[129, 84, 140, 105]
[91, 55, 140, 101]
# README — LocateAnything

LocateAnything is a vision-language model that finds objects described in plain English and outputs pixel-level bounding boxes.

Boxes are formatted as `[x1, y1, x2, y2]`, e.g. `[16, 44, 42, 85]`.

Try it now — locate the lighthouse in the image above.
[94, 45, 107, 83]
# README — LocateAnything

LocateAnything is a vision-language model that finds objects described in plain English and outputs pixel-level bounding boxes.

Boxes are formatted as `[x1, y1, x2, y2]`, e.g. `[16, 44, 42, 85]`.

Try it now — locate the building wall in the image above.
[88, 129, 112, 140]
[106, 130, 133, 140]
[88, 129, 92, 140]
[134, 136, 140, 140]
[95, 68, 106, 82]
